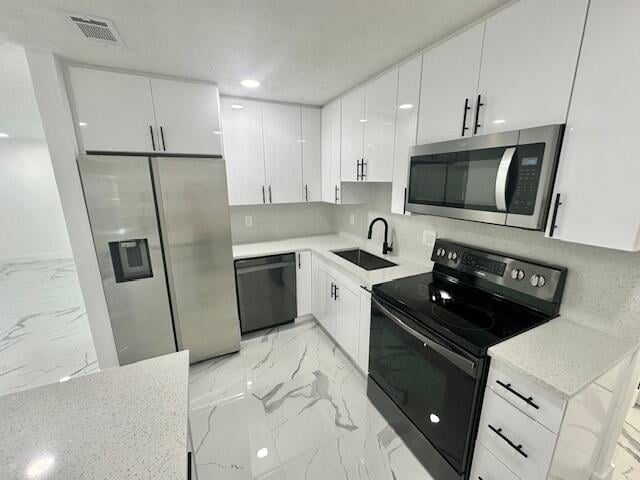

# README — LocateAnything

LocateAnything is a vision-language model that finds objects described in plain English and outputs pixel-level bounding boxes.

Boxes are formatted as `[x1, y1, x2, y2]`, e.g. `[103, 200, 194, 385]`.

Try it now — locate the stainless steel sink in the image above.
[332, 248, 396, 271]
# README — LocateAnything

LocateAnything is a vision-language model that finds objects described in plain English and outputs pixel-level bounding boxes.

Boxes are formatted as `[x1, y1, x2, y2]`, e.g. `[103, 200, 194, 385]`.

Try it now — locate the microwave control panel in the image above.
[508, 143, 545, 215]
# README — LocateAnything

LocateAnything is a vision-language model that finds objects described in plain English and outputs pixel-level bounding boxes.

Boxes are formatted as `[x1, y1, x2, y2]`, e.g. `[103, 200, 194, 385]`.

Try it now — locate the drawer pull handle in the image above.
[496, 380, 540, 410]
[488, 424, 528, 458]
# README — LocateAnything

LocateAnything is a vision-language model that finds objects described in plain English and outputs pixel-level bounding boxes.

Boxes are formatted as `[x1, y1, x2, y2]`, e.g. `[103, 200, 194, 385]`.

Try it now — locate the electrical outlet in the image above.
[422, 229, 436, 246]
[350, 214, 355, 225]
[244, 216, 253, 227]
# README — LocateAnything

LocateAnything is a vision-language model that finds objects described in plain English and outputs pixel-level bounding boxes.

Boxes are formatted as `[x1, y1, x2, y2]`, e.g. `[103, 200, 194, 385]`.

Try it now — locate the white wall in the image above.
[26, 50, 119, 369]
[0, 138, 72, 261]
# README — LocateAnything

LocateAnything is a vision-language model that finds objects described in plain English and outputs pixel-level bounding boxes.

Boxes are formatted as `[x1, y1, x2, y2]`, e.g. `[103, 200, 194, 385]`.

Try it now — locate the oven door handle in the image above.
[495, 146, 516, 212]
[372, 297, 477, 377]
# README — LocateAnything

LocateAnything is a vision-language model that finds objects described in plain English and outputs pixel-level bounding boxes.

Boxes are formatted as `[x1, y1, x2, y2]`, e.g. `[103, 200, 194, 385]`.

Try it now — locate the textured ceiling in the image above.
[0, 0, 510, 108]
[0, 43, 44, 140]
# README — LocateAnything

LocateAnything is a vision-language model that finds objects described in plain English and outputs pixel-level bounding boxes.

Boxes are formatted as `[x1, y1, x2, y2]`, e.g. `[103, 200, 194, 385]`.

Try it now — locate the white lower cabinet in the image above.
[472, 358, 626, 480]
[311, 254, 372, 370]
[470, 444, 520, 480]
[335, 282, 361, 362]
[296, 251, 312, 317]
[357, 289, 372, 373]
[477, 390, 558, 480]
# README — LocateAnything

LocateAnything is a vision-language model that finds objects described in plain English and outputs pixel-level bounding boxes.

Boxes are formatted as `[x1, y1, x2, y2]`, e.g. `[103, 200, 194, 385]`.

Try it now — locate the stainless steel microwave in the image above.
[405, 124, 564, 230]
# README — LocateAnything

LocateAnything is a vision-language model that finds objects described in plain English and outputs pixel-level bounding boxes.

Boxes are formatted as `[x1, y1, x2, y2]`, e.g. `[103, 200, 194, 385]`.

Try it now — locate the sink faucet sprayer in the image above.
[367, 217, 393, 255]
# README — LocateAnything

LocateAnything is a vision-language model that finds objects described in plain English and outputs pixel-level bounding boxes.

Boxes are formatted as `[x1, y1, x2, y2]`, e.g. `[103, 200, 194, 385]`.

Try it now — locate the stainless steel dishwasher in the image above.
[234, 254, 297, 334]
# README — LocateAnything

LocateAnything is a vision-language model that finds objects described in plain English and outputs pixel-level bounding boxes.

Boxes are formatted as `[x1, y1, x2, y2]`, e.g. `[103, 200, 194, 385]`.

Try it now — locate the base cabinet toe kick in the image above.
[470, 358, 629, 480]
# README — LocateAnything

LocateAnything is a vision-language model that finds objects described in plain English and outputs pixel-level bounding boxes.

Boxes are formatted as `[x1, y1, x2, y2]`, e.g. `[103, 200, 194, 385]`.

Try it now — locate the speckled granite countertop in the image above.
[0, 351, 189, 479]
[232, 234, 431, 287]
[489, 318, 639, 399]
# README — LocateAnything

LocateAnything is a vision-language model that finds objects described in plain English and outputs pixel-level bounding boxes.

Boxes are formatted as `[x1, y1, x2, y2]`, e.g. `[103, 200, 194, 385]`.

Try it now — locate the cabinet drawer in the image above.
[478, 390, 557, 480]
[470, 444, 520, 480]
[488, 360, 566, 433]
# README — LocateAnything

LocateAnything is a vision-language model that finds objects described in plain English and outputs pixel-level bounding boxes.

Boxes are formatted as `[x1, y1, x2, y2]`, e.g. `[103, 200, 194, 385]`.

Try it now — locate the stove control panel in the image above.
[430, 239, 566, 303]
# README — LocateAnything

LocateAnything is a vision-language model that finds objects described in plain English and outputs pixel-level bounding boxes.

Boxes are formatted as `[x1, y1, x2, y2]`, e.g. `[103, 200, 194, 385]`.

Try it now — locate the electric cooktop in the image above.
[373, 240, 567, 357]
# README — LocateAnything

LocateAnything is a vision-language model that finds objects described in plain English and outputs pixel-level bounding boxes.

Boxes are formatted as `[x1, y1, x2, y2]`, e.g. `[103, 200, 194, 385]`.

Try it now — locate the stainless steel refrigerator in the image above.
[78, 154, 240, 365]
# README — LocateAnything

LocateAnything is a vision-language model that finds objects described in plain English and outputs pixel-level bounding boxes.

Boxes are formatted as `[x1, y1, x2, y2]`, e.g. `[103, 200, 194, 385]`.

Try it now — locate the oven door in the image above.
[368, 295, 485, 476]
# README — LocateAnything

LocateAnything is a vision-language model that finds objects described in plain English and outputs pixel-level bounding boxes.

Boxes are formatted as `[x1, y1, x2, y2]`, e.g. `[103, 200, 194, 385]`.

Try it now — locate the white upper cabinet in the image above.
[363, 69, 398, 182]
[69, 67, 157, 152]
[476, 0, 589, 135]
[321, 100, 342, 203]
[220, 98, 266, 206]
[340, 87, 365, 182]
[546, 0, 640, 251]
[149, 78, 222, 155]
[301, 107, 322, 202]
[417, 23, 484, 144]
[391, 56, 423, 215]
[68, 66, 223, 155]
[262, 103, 304, 204]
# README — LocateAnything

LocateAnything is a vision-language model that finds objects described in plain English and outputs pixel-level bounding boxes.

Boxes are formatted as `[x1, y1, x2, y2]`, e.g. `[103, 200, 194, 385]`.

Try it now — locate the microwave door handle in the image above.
[372, 298, 477, 376]
[495, 147, 517, 212]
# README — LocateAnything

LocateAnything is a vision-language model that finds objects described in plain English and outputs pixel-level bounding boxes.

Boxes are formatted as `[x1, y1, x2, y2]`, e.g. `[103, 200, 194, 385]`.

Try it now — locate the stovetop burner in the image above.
[373, 239, 567, 357]
[376, 272, 551, 356]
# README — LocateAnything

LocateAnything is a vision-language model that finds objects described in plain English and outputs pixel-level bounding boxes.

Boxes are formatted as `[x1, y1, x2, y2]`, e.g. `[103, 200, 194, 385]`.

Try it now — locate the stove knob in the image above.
[448, 251, 458, 262]
[530, 274, 546, 287]
[436, 247, 446, 257]
[511, 269, 525, 281]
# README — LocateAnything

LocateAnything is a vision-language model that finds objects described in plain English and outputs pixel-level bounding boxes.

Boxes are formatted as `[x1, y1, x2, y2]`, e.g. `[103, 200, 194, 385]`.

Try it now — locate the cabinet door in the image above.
[340, 87, 365, 182]
[363, 69, 398, 182]
[324, 274, 338, 338]
[321, 100, 342, 203]
[263, 103, 304, 204]
[220, 98, 266, 205]
[296, 251, 312, 317]
[391, 56, 422, 215]
[301, 107, 322, 202]
[547, 0, 640, 251]
[69, 67, 157, 152]
[149, 78, 222, 155]
[357, 289, 372, 373]
[336, 282, 360, 362]
[476, 0, 589, 135]
[416, 23, 484, 144]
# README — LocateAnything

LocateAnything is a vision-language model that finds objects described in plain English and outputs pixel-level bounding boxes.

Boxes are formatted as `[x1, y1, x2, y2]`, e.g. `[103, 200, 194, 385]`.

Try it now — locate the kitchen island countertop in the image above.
[0, 351, 190, 479]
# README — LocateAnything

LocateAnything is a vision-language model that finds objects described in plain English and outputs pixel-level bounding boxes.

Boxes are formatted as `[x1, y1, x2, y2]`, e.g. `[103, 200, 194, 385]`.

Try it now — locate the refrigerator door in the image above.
[153, 156, 240, 363]
[78, 155, 177, 365]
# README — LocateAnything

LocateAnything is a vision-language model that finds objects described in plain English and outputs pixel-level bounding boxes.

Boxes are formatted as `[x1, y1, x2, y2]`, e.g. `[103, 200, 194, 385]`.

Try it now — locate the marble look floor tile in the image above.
[189, 319, 434, 480]
[0, 258, 98, 397]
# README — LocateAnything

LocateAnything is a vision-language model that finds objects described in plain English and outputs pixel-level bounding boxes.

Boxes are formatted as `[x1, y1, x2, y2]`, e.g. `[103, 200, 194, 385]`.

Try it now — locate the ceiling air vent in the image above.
[67, 14, 124, 46]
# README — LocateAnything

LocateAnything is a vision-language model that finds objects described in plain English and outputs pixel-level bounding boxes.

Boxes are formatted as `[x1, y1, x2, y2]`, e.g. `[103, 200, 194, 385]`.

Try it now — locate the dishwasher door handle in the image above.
[236, 261, 295, 274]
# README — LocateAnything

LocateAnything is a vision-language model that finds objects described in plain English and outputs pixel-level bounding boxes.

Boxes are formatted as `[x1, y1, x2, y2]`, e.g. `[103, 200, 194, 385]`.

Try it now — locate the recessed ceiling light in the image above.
[213, 130, 221, 135]
[398, 104, 414, 110]
[230, 104, 244, 110]
[429, 413, 440, 424]
[0, 132, 10, 138]
[78, 122, 87, 127]
[59, 376, 71, 383]
[359, 118, 367, 123]
[493, 119, 506, 124]
[241, 79, 261, 88]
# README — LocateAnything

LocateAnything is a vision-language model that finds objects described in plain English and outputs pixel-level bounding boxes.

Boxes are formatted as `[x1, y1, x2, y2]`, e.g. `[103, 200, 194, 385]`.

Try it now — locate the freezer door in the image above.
[77, 155, 177, 365]
[153, 156, 240, 363]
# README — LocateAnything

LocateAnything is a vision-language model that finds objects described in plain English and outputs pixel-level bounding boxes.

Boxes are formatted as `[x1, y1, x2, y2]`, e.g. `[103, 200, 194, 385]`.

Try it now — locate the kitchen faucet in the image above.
[367, 217, 393, 255]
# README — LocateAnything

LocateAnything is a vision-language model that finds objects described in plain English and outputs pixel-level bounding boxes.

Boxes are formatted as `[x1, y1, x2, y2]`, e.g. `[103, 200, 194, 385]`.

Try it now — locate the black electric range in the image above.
[367, 239, 567, 480]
